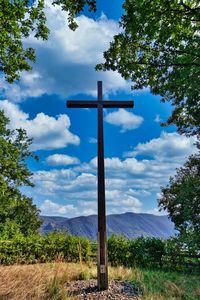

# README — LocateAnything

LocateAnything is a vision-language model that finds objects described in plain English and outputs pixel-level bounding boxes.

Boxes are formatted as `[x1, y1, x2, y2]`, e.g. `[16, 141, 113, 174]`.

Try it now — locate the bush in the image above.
[0, 233, 199, 273]
[108, 235, 165, 269]
[128, 237, 165, 268]
[0, 232, 92, 265]
[108, 235, 130, 266]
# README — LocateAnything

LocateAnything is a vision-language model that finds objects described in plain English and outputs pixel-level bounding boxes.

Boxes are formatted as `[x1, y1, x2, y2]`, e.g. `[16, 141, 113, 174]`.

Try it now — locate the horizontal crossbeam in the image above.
[67, 100, 134, 108]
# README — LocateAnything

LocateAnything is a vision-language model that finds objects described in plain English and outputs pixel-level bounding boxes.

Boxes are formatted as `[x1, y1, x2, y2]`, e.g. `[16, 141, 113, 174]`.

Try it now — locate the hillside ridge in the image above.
[40, 212, 175, 239]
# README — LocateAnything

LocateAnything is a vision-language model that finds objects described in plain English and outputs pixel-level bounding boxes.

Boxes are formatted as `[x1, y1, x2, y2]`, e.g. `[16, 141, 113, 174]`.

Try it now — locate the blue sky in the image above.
[0, 0, 197, 217]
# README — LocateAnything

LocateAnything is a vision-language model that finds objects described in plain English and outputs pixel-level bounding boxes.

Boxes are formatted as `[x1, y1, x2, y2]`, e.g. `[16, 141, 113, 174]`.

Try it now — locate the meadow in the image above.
[0, 233, 199, 299]
[0, 262, 200, 300]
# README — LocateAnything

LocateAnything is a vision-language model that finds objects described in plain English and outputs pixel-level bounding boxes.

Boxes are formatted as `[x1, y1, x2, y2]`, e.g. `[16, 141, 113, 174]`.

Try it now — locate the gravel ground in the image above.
[66, 280, 141, 299]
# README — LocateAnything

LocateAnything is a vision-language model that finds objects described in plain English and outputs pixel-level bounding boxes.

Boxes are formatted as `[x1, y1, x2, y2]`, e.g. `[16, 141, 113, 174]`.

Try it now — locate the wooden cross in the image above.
[67, 81, 134, 290]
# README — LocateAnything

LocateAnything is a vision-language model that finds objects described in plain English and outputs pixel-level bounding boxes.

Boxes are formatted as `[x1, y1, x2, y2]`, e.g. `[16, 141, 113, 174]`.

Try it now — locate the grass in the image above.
[134, 269, 200, 300]
[0, 262, 199, 300]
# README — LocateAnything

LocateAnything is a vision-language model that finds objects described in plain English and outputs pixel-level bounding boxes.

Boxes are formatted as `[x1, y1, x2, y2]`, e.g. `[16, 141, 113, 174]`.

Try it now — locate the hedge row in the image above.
[108, 235, 200, 272]
[0, 233, 199, 272]
[0, 232, 92, 264]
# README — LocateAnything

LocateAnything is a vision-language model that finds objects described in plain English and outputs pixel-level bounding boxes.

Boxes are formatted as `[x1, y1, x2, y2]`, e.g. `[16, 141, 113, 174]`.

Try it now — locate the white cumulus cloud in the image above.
[0, 100, 80, 150]
[30, 128, 198, 217]
[125, 131, 196, 162]
[154, 114, 162, 123]
[88, 137, 97, 144]
[40, 200, 79, 216]
[105, 109, 143, 132]
[45, 154, 80, 166]
[40, 199, 97, 216]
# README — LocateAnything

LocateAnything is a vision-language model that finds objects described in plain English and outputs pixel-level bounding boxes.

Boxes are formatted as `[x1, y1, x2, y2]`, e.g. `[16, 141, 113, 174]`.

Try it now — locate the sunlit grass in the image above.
[0, 262, 199, 299]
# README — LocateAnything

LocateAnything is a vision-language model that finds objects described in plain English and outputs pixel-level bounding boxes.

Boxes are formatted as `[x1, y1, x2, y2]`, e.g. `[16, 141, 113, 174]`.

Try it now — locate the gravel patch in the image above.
[66, 280, 141, 299]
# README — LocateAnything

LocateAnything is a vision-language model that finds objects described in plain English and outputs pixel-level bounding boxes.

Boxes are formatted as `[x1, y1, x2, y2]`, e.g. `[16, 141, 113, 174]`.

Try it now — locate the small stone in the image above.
[66, 279, 141, 299]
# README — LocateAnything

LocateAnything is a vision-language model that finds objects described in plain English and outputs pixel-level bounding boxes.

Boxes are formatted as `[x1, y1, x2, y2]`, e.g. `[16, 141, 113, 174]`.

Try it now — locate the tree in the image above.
[0, 110, 41, 236]
[97, 0, 200, 137]
[158, 153, 200, 248]
[0, 0, 96, 83]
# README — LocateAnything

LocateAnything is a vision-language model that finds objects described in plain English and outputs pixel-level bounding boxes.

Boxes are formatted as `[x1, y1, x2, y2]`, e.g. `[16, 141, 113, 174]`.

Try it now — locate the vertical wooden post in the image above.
[97, 81, 108, 290]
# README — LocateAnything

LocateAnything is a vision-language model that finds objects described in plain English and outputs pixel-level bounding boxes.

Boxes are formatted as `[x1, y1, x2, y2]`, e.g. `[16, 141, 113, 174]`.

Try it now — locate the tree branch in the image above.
[131, 61, 200, 68]
[180, 0, 200, 14]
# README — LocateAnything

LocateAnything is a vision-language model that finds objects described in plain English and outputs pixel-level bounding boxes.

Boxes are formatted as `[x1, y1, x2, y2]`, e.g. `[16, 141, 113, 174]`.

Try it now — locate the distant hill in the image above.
[39, 216, 68, 233]
[40, 212, 175, 239]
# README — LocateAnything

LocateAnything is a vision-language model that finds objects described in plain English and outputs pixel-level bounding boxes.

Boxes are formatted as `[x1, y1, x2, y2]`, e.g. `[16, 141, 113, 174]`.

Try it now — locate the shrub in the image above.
[128, 237, 165, 268]
[0, 233, 199, 273]
[108, 235, 130, 266]
[0, 232, 92, 265]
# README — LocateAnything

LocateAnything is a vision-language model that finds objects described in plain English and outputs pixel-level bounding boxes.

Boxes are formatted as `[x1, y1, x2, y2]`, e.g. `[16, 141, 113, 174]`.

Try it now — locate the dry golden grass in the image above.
[0, 263, 140, 299]
[0, 262, 199, 300]
[0, 263, 45, 300]
[194, 287, 200, 298]
[164, 281, 183, 298]
[0, 262, 89, 300]
[143, 295, 165, 300]
[108, 265, 142, 282]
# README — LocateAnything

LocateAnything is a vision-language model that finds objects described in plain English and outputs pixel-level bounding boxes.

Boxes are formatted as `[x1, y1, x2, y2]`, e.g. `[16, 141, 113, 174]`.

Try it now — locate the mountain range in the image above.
[40, 212, 175, 239]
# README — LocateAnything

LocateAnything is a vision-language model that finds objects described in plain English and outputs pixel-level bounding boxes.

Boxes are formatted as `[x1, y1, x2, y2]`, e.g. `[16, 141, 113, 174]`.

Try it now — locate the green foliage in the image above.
[97, 0, 200, 136]
[0, 110, 37, 187]
[0, 0, 96, 82]
[52, 0, 96, 30]
[0, 220, 24, 240]
[0, 232, 92, 265]
[159, 153, 200, 249]
[78, 269, 91, 280]
[161, 237, 190, 272]
[0, 0, 48, 82]
[108, 235, 130, 266]
[0, 232, 199, 273]
[129, 237, 165, 269]
[108, 235, 165, 269]
[108, 234, 199, 273]
[0, 110, 41, 236]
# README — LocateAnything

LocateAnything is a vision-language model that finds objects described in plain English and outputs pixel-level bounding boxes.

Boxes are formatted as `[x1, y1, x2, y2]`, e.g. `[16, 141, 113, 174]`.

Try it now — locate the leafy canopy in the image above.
[158, 153, 200, 248]
[0, 110, 41, 236]
[0, 0, 96, 83]
[97, 0, 200, 136]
